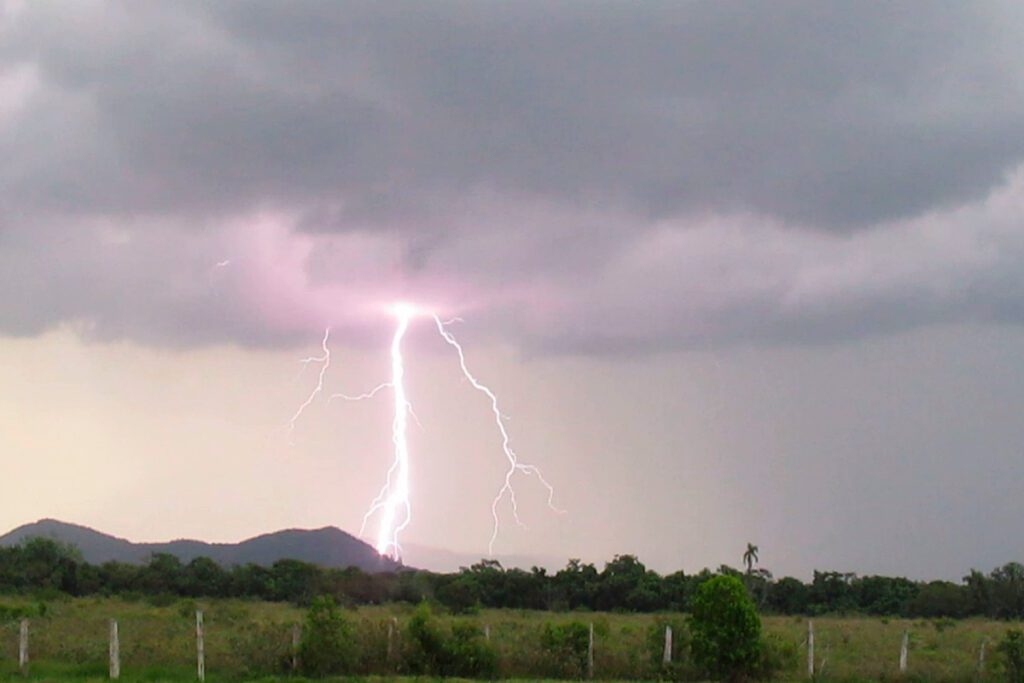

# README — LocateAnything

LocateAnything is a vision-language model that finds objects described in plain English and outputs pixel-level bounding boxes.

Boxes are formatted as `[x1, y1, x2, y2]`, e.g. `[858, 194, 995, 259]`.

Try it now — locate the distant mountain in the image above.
[0, 519, 402, 573]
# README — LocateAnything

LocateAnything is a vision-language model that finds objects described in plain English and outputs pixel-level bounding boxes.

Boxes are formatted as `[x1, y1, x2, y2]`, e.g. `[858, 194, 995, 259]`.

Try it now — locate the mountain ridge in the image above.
[0, 518, 402, 573]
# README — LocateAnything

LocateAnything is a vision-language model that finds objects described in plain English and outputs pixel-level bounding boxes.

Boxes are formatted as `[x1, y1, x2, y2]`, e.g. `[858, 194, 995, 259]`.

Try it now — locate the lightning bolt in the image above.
[433, 314, 563, 556]
[358, 304, 415, 560]
[288, 304, 561, 562]
[330, 383, 392, 402]
[286, 328, 331, 441]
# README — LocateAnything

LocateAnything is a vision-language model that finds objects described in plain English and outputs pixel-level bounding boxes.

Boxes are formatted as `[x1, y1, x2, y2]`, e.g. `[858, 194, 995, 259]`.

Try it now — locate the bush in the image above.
[177, 598, 198, 619]
[405, 603, 497, 678]
[228, 621, 293, 677]
[448, 621, 498, 678]
[0, 604, 34, 622]
[690, 575, 763, 681]
[998, 629, 1024, 683]
[145, 592, 177, 608]
[298, 595, 356, 676]
[752, 633, 798, 680]
[406, 603, 449, 674]
[540, 620, 591, 678]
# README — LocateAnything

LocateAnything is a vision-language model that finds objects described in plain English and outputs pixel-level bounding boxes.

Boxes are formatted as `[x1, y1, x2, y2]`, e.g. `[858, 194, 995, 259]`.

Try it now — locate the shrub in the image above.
[145, 592, 177, 608]
[0, 604, 33, 622]
[227, 621, 293, 677]
[406, 603, 449, 674]
[448, 621, 498, 678]
[998, 629, 1024, 683]
[405, 603, 497, 678]
[690, 575, 763, 681]
[298, 595, 356, 676]
[176, 598, 198, 619]
[540, 620, 591, 678]
[752, 633, 798, 680]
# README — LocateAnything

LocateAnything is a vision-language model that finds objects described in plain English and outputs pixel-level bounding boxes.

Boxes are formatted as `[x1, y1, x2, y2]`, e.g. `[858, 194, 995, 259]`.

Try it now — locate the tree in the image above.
[909, 581, 969, 618]
[597, 555, 662, 611]
[15, 537, 82, 593]
[854, 575, 918, 615]
[743, 544, 759, 574]
[269, 559, 321, 603]
[553, 559, 599, 610]
[964, 569, 992, 617]
[690, 575, 763, 681]
[767, 577, 809, 614]
[662, 570, 691, 611]
[182, 557, 228, 597]
[435, 573, 481, 614]
[137, 553, 184, 595]
[808, 571, 857, 614]
[991, 563, 1024, 619]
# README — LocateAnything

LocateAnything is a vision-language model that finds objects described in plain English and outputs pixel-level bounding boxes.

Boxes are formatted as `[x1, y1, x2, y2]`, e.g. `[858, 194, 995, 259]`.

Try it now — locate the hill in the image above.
[0, 519, 402, 572]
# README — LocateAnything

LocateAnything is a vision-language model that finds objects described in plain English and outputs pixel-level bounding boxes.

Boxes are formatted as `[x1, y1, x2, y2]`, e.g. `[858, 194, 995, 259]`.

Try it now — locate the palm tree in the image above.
[743, 543, 759, 574]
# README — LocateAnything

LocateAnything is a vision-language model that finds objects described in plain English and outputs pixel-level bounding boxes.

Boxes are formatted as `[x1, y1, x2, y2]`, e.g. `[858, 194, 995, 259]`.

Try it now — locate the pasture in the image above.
[0, 596, 1018, 682]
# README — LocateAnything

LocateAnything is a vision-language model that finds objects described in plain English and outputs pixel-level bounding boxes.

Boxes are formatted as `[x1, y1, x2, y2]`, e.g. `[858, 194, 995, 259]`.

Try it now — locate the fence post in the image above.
[587, 622, 595, 679]
[109, 619, 120, 680]
[662, 625, 672, 665]
[196, 610, 205, 682]
[18, 619, 28, 676]
[386, 617, 398, 664]
[807, 620, 814, 679]
[291, 623, 301, 673]
[979, 637, 988, 677]
[484, 624, 491, 642]
[899, 630, 909, 673]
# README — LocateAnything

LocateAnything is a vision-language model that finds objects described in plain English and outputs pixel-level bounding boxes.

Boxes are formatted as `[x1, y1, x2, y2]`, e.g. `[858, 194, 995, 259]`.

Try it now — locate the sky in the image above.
[2, 1, 1024, 580]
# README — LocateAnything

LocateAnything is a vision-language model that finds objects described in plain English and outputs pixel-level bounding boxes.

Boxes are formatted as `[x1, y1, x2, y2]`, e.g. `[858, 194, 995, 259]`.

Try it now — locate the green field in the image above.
[0, 596, 1019, 682]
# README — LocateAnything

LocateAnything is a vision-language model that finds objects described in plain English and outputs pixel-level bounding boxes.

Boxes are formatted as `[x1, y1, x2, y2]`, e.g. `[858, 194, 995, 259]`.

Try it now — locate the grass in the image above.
[0, 596, 1020, 681]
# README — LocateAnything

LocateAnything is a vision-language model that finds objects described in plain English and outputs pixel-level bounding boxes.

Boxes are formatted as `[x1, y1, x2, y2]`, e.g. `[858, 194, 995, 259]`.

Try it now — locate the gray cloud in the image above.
[2, 1, 1024, 350]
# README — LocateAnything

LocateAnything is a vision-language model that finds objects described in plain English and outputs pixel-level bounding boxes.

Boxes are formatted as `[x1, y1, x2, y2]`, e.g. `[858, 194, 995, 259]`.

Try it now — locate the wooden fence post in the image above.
[979, 638, 988, 677]
[587, 622, 595, 679]
[18, 619, 28, 676]
[484, 624, 491, 642]
[109, 619, 120, 680]
[899, 630, 909, 673]
[386, 617, 398, 664]
[291, 623, 301, 673]
[807, 620, 814, 679]
[663, 625, 673, 665]
[196, 610, 205, 682]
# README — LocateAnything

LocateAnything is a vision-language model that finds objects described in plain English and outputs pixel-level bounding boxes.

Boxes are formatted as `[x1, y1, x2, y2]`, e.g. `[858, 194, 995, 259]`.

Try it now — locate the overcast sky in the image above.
[2, 0, 1024, 579]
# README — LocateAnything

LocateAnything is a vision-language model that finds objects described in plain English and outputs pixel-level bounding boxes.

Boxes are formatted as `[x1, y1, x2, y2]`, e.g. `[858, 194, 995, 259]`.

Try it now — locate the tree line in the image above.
[2, 537, 1024, 619]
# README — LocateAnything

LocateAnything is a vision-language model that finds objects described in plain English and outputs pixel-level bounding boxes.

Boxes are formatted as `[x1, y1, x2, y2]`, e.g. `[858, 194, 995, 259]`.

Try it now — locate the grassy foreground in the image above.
[0, 596, 1019, 681]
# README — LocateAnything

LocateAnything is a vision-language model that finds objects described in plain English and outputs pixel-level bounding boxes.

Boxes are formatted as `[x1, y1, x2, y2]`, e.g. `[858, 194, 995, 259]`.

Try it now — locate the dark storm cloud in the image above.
[2, 0, 1024, 349]
[5, 1, 1024, 225]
